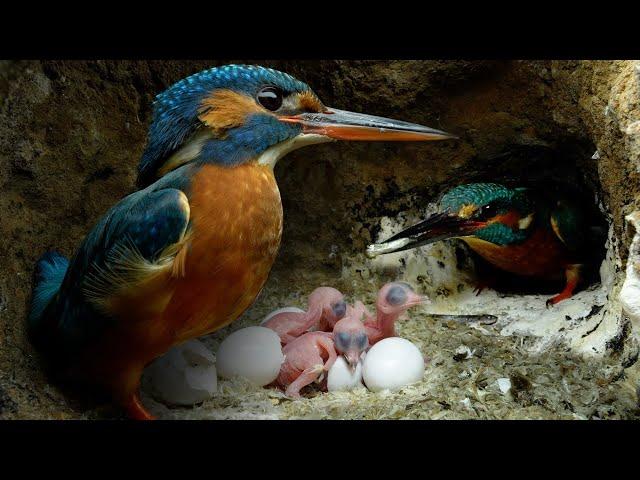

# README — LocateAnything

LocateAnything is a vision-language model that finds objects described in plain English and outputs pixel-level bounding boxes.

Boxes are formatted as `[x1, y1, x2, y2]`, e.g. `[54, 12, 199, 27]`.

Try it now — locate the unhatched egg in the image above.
[216, 326, 284, 386]
[362, 337, 425, 392]
[327, 356, 364, 392]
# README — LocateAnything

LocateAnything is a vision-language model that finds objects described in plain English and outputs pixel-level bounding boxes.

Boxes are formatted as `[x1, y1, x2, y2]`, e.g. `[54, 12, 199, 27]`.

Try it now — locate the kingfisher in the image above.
[367, 182, 606, 306]
[28, 64, 454, 419]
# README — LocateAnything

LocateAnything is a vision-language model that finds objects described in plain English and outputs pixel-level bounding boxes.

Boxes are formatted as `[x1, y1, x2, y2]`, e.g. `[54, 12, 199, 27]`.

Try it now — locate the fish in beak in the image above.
[280, 108, 456, 142]
[367, 211, 485, 257]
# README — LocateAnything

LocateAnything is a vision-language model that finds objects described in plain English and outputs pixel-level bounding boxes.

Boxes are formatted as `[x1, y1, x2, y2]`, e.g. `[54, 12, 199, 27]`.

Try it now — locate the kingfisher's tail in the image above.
[28, 251, 68, 340]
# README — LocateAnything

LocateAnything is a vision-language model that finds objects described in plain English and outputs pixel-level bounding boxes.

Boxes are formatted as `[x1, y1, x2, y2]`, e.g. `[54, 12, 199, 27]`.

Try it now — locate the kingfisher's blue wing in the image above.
[37, 187, 191, 359]
[549, 198, 588, 254]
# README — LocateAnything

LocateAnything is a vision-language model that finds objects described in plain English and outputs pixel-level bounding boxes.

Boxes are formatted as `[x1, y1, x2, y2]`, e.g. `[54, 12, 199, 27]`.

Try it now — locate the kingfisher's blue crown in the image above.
[138, 65, 312, 187]
[440, 183, 531, 213]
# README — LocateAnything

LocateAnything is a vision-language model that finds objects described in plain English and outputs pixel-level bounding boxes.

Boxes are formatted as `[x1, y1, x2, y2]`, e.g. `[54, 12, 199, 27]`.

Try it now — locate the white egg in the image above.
[260, 307, 305, 325]
[145, 339, 217, 406]
[216, 326, 284, 386]
[362, 337, 425, 392]
[327, 356, 364, 392]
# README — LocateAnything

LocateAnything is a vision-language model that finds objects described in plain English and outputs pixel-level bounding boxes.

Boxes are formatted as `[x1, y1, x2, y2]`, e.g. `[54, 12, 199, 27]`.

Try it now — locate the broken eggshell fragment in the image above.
[146, 339, 217, 406]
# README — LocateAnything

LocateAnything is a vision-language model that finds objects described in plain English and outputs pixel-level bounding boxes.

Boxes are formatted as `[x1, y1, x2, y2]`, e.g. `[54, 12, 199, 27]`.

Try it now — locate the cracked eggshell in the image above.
[327, 356, 364, 392]
[216, 326, 284, 386]
[496, 378, 512, 394]
[146, 339, 217, 406]
[362, 337, 425, 392]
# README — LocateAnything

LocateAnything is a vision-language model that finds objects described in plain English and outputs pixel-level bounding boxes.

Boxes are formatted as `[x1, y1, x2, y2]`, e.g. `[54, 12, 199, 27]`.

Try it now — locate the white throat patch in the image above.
[257, 134, 334, 169]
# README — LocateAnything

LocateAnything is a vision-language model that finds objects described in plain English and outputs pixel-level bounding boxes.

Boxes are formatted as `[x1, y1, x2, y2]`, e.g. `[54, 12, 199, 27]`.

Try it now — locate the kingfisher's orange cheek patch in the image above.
[458, 204, 478, 219]
[199, 89, 265, 135]
[493, 210, 520, 228]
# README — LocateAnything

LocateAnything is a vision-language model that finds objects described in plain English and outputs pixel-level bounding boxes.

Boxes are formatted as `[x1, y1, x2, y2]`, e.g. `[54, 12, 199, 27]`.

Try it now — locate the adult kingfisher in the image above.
[367, 182, 606, 306]
[28, 64, 454, 419]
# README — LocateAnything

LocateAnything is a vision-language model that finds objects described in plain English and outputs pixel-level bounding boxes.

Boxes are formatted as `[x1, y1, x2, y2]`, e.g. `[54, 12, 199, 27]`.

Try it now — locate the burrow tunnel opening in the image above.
[365, 141, 609, 298]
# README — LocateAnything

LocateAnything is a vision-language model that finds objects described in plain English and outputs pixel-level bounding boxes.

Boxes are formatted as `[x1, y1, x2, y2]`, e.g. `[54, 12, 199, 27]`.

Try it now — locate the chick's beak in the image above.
[280, 108, 456, 142]
[343, 351, 361, 373]
[406, 290, 429, 307]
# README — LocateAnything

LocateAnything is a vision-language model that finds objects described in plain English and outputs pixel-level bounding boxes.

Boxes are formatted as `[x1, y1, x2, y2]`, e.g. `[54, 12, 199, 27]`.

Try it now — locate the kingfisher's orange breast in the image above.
[462, 227, 569, 278]
[164, 162, 283, 342]
[70, 162, 282, 394]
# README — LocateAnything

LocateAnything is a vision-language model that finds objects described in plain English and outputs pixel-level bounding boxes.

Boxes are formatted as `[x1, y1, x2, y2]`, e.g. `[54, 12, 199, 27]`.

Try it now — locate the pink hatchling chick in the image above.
[312, 287, 348, 332]
[275, 332, 337, 398]
[352, 300, 373, 322]
[332, 306, 369, 372]
[263, 287, 347, 344]
[361, 282, 427, 345]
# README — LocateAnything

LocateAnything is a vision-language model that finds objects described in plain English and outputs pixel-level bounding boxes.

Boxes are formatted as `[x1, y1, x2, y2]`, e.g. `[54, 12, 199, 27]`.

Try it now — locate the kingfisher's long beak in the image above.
[280, 108, 456, 141]
[366, 212, 485, 257]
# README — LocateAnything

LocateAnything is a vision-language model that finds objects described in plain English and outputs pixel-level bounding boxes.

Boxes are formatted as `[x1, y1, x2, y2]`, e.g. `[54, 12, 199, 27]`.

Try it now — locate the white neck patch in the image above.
[162, 130, 213, 175]
[518, 213, 534, 230]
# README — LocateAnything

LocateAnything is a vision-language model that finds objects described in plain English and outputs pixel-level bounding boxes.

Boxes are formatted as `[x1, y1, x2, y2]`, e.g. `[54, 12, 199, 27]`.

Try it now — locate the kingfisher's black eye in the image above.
[479, 204, 499, 218]
[257, 86, 283, 111]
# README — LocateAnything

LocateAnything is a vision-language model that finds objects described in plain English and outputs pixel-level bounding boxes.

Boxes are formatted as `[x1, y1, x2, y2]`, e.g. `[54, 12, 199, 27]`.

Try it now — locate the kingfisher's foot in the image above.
[545, 264, 581, 308]
[546, 293, 572, 307]
[124, 393, 156, 420]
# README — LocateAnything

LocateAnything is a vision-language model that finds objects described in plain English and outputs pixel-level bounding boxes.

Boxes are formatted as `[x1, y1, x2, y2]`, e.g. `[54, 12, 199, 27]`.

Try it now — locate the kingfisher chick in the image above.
[275, 306, 368, 397]
[355, 282, 426, 344]
[262, 286, 347, 344]
[332, 306, 369, 371]
[28, 64, 454, 419]
[367, 183, 605, 306]
[275, 331, 337, 399]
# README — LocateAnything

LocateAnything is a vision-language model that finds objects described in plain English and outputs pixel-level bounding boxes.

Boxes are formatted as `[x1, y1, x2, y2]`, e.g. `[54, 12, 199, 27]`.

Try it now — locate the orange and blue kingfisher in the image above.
[367, 182, 605, 306]
[28, 64, 454, 419]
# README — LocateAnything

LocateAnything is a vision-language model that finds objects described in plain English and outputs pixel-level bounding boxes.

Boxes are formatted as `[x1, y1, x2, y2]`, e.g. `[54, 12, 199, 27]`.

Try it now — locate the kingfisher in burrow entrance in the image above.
[367, 182, 606, 306]
[28, 64, 455, 419]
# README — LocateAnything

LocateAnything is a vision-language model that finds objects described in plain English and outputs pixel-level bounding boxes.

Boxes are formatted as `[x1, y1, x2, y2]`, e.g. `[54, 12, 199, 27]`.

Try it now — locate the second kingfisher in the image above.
[367, 182, 606, 306]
